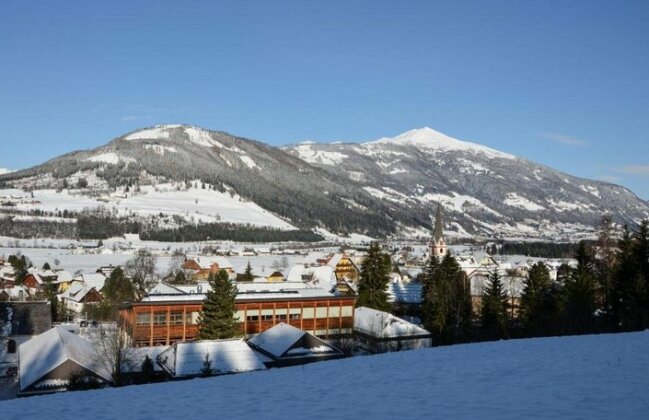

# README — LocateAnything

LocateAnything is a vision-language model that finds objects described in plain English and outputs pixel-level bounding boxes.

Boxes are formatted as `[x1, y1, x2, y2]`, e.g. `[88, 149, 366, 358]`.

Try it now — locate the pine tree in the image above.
[357, 242, 391, 311]
[197, 269, 239, 340]
[141, 355, 155, 383]
[519, 262, 553, 336]
[480, 270, 509, 340]
[564, 242, 597, 335]
[200, 353, 213, 377]
[421, 253, 471, 344]
[241, 261, 254, 282]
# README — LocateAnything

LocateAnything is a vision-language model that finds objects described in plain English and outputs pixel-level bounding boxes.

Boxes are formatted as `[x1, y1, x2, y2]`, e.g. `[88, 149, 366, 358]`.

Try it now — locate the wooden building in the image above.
[119, 282, 356, 347]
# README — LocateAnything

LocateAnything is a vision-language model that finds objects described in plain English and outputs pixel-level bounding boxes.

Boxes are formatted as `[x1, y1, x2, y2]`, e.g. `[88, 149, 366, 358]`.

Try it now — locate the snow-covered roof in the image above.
[144, 281, 336, 303]
[286, 264, 336, 290]
[354, 307, 430, 339]
[148, 281, 183, 295]
[247, 323, 340, 359]
[187, 255, 233, 270]
[19, 327, 113, 391]
[81, 273, 107, 291]
[157, 339, 266, 377]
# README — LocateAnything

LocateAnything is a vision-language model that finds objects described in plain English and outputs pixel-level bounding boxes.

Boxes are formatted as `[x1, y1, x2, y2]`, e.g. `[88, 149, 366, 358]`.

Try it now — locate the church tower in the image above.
[430, 204, 447, 258]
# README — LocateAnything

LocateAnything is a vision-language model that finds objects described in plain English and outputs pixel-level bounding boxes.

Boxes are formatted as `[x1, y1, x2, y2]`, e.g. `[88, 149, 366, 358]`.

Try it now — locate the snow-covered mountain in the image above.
[0, 168, 12, 175]
[0, 125, 396, 237]
[1, 124, 647, 240]
[285, 127, 649, 238]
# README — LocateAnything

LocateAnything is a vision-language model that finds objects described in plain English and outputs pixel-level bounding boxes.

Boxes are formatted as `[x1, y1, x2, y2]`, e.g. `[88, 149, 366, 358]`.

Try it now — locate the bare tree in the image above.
[125, 249, 156, 299]
[93, 324, 131, 387]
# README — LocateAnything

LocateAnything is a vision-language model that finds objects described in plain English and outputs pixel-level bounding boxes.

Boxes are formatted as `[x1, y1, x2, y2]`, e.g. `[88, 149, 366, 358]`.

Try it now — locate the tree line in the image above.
[357, 218, 649, 346]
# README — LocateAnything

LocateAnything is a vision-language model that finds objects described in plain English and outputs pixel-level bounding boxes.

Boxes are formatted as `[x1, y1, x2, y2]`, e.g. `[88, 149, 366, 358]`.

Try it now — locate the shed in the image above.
[157, 339, 266, 379]
[354, 307, 432, 353]
[18, 327, 113, 395]
[248, 323, 344, 367]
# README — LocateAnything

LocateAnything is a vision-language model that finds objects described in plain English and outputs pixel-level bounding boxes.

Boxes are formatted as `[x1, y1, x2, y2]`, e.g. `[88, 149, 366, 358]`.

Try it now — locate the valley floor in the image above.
[1, 331, 647, 419]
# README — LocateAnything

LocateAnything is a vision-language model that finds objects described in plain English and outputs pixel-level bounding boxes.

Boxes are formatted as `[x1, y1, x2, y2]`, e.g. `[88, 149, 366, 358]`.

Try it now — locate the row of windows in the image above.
[136, 306, 354, 325]
[245, 313, 301, 322]
[136, 312, 198, 325]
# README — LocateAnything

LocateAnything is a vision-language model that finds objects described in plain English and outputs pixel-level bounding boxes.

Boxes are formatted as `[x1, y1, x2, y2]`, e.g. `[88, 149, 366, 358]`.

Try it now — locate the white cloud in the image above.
[615, 165, 649, 176]
[539, 132, 588, 147]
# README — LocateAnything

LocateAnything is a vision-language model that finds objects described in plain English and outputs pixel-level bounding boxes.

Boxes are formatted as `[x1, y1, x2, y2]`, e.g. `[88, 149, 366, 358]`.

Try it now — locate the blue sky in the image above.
[1, 1, 648, 197]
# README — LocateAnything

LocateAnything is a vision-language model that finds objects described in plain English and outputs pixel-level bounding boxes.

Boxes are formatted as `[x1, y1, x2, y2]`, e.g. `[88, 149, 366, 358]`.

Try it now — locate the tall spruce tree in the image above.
[480, 270, 509, 340]
[421, 253, 471, 344]
[357, 242, 391, 311]
[197, 269, 239, 340]
[519, 262, 557, 337]
[564, 242, 597, 335]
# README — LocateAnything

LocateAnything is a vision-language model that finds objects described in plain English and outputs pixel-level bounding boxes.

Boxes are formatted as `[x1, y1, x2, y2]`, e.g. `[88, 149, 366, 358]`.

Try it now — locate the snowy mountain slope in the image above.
[2, 124, 648, 240]
[286, 127, 649, 238]
[0, 125, 398, 236]
[2, 331, 648, 418]
[0, 168, 12, 175]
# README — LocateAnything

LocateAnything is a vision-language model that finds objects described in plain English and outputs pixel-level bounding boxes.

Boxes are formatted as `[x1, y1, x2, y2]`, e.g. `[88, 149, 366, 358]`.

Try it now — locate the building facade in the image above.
[119, 282, 356, 347]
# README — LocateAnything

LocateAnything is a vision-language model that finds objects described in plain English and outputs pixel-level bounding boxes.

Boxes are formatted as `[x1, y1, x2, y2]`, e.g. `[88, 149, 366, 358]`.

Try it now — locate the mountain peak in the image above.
[369, 127, 516, 160]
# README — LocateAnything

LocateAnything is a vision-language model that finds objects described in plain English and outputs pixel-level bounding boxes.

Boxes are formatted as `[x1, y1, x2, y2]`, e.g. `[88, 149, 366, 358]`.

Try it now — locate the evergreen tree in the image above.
[141, 355, 156, 383]
[421, 253, 471, 344]
[563, 242, 597, 335]
[480, 270, 509, 340]
[197, 269, 239, 340]
[519, 262, 557, 336]
[611, 224, 649, 330]
[102, 267, 136, 320]
[241, 261, 254, 282]
[357, 242, 391, 311]
[200, 353, 213, 377]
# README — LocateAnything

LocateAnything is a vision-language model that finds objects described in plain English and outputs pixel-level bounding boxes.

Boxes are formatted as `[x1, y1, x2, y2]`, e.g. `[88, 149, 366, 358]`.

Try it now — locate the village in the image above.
[0, 206, 580, 399]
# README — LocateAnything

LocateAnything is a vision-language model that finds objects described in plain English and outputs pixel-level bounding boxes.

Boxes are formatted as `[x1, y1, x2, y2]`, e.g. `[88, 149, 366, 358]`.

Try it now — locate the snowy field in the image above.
[1, 331, 647, 419]
[0, 184, 295, 229]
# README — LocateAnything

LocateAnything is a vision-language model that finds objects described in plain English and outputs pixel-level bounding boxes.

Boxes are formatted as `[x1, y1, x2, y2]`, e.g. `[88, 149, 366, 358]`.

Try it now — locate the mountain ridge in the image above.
[1, 124, 647, 240]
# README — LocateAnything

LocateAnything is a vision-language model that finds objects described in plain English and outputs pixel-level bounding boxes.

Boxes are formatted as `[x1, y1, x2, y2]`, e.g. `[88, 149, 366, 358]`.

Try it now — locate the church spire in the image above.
[433, 203, 444, 243]
[430, 203, 447, 258]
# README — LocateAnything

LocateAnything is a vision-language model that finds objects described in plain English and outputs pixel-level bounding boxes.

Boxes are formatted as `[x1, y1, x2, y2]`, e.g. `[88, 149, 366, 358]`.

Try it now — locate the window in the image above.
[153, 312, 167, 325]
[169, 312, 184, 325]
[261, 314, 273, 321]
[7, 339, 16, 354]
[246, 315, 259, 322]
[136, 313, 151, 325]
[275, 314, 287, 321]
[289, 313, 300, 320]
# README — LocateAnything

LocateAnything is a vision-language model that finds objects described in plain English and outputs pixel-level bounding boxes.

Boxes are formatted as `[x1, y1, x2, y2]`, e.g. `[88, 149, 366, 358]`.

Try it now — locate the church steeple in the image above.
[430, 203, 447, 258]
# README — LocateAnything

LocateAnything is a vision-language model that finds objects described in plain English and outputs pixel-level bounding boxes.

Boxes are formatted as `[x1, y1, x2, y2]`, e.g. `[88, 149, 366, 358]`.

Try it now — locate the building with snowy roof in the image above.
[119, 281, 356, 347]
[157, 339, 266, 379]
[247, 323, 344, 367]
[354, 307, 431, 353]
[18, 326, 112, 396]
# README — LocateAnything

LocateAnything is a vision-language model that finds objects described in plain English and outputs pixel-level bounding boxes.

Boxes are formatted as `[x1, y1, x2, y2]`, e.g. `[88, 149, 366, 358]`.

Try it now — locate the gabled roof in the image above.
[248, 323, 341, 359]
[19, 327, 113, 391]
[186, 255, 233, 270]
[157, 339, 266, 378]
[354, 307, 431, 339]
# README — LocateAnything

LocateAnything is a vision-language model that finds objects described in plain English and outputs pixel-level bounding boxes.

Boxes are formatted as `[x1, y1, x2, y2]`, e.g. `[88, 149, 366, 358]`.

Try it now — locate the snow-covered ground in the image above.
[1, 331, 647, 418]
[0, 184, 295, 230]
